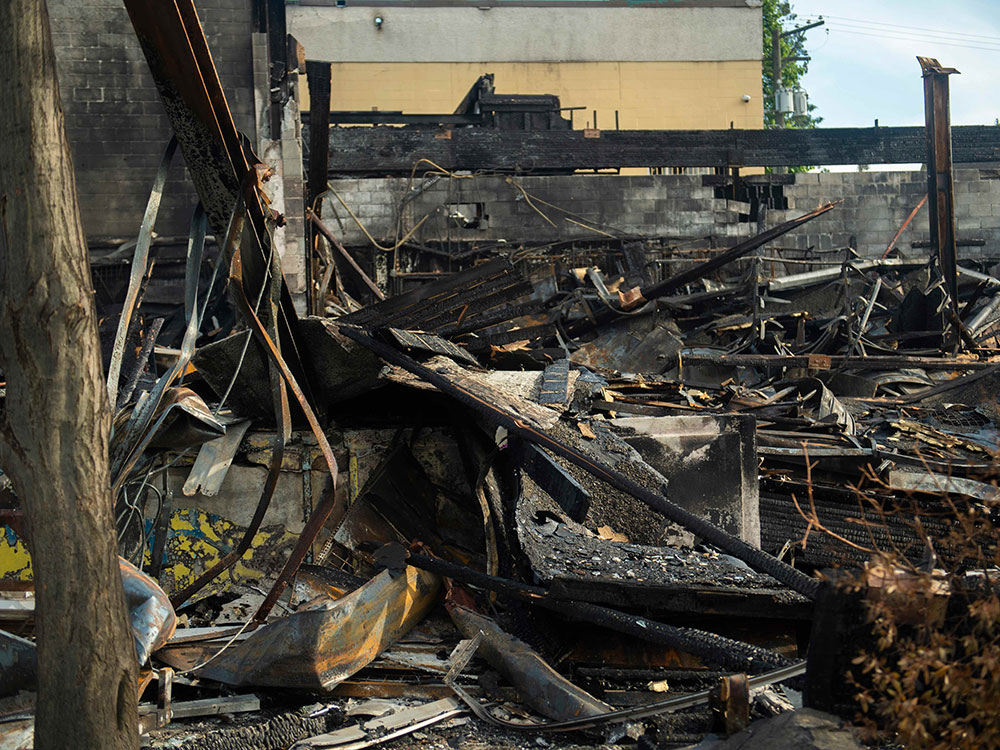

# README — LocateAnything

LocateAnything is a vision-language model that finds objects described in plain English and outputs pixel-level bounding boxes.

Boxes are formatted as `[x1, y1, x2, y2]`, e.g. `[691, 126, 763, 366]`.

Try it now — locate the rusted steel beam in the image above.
[221, 205, 341, 623]
[919, 56, 961, 320]
[882, 193, 927, 259]
[123, 0, 303, 351]
[124, 3, 338, 612]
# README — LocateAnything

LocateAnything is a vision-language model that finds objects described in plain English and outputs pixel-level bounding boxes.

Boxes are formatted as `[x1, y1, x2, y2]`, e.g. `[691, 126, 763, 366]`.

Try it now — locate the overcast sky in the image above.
[787, 0, 1000, 128]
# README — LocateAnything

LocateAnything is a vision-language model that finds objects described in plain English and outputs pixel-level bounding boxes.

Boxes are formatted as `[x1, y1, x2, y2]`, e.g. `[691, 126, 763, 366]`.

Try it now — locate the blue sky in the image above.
[788, 0, 1000, 127]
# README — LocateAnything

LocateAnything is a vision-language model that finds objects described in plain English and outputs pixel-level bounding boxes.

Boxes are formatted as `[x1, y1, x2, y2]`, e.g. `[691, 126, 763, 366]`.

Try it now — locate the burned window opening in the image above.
[713, 180, 789, 224]
[446, 202, 488, 230]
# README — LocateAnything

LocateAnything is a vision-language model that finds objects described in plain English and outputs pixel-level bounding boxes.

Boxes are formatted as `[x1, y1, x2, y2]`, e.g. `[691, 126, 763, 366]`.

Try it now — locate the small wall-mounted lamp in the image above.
[374, 15, 384, 30]
[741, 94, 752, 103]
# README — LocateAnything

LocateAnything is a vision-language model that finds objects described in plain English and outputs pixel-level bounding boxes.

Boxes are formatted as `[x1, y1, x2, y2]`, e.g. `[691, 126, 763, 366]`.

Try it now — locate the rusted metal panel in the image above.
[157, 566, 440, 690]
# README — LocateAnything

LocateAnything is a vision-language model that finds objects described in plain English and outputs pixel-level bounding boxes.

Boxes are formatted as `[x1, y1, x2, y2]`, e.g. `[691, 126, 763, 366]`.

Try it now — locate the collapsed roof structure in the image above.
[2, 2, 999, 749]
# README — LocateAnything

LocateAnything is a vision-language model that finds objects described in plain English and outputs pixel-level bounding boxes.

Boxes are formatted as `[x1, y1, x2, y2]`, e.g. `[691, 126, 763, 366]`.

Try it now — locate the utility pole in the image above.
[772, 18, 825, 129]
[770, 18, 824, 173]
[771, 27, 785, 129]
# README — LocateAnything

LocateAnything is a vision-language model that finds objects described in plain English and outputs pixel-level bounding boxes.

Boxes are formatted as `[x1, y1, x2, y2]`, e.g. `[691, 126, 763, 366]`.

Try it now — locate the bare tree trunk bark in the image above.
[0, 2, 139, 749]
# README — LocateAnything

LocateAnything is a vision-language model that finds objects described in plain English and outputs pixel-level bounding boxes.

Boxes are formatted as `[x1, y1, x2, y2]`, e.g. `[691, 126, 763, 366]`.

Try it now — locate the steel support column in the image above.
[919, 56, 960, 323]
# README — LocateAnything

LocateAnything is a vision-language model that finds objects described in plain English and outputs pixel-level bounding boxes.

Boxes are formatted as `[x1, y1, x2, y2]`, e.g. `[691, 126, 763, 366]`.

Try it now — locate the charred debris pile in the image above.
[5, 193, 1000, 748]
[1, 9, 999, 748]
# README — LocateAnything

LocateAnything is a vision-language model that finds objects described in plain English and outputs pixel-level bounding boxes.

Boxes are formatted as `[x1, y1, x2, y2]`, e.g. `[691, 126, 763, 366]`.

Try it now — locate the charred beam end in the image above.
[327, 125, 1000, 174]
[339, 325, 820, 600]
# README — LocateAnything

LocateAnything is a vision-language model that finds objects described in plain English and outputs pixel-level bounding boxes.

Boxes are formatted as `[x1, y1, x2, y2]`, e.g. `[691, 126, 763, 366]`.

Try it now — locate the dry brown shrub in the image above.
[794, 449, 1000, 749]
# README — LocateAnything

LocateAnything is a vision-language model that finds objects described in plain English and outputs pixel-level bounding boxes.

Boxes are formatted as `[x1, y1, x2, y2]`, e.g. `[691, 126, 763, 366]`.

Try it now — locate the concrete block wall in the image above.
[49, 0, 257, 240]
[324, 174, 756, 247]
[327, 170, 1000, 262]
[772, 169, 1000, 258]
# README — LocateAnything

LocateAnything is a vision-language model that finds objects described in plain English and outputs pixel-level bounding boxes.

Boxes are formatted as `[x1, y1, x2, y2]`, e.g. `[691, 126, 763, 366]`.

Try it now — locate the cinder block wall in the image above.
[327, 170, 1000, 260]
[324, 174, 756, 246]
[48, 0, 257, 241]
[773, 169, 1000, 258]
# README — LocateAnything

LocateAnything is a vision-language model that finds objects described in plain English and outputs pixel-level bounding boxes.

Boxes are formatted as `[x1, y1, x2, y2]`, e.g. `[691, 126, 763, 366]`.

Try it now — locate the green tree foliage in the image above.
[762, 0, 822, 129]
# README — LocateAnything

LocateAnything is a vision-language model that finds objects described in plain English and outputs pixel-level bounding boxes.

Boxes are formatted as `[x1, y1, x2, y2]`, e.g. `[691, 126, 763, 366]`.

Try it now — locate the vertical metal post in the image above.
[919, 56, 960, 324]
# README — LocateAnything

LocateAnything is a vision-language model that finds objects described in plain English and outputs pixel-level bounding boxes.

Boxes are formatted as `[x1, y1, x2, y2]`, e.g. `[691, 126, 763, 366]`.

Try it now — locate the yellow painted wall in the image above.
[304, 60, 764, 131]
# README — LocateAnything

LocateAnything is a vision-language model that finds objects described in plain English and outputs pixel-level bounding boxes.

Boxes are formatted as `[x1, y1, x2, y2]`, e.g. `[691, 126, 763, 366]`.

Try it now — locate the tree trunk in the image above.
[0, 2, 139, 749]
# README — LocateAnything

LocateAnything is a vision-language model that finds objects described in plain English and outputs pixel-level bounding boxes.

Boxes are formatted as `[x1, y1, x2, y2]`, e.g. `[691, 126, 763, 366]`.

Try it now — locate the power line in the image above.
[819, 19, 1000, 49]
[810, 14, 1000, 44]
[828, 25, 1000, 48]
[815, 24, 1000, 53]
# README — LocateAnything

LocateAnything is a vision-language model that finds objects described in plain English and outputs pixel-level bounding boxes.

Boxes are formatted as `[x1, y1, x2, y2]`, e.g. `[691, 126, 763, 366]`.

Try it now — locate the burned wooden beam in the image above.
[327, 125, 1000, 174]
[448, 603, 612, 722]
[305, 62, 333, 209]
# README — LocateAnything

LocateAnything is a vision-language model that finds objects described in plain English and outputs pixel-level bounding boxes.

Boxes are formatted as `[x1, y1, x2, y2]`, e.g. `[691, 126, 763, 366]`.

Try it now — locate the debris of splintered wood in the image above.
[290, 697, 467, 749]
[341, 326, 820, 600]
[378, 354, 565, 429]
[338, 257, 533, 338]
